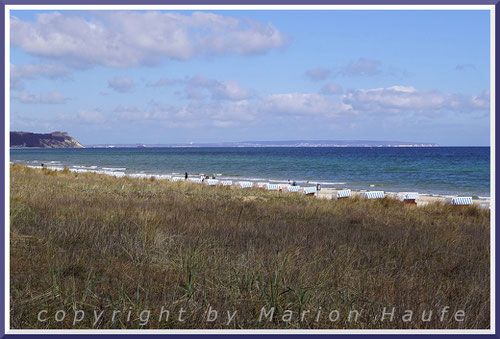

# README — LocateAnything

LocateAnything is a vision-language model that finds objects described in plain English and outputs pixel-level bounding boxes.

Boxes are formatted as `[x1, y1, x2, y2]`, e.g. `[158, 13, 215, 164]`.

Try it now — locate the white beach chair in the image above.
[278, 184, 291, 191]
[403, 192, 419, 200]
[265, 183, 280, 191]
[205, 179, 219, 186]
[171, 176, 184, 182]
[335, 189, 351, 199]
[238, 181, 253, 189]
[112, 172, 126, 178]
[257, 182, 268, 189]
[220, 180, 233, 186]
[287, 186, 301, 193]
[396, 192, 419, 203]
[302, 187, 317, 195]
[452, 197, 473, 206]
[364, 191, 385, 199]
[188, 178, 203, 184]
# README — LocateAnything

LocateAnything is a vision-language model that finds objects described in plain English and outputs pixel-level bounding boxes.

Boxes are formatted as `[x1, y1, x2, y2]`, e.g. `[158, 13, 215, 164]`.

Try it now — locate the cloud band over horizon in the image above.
[9, 9, 491, 146]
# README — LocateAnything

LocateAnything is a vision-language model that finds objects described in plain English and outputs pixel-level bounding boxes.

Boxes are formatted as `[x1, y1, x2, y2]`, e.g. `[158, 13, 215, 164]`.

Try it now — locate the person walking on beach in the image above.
[185, 172, 188, 180]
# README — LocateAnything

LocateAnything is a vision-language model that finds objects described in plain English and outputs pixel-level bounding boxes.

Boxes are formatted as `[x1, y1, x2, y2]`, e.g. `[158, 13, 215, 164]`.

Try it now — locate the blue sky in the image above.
[10, 9, 491, 146]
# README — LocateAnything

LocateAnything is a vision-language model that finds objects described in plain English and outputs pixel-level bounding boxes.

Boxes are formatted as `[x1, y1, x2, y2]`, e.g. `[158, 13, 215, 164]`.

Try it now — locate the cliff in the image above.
[10, 131, 84, 148]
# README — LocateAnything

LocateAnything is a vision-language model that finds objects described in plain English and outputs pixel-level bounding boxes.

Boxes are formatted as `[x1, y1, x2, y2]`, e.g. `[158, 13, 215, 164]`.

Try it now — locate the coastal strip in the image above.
[18, 163, 490, 210]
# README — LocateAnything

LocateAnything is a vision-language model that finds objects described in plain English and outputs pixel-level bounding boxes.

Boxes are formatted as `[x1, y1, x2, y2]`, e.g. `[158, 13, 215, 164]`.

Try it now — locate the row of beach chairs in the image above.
[237, 181, 318, 195]
[134, 174, 475, 206]
[170, 176, 233, 186]
[32, 166, 476, 206]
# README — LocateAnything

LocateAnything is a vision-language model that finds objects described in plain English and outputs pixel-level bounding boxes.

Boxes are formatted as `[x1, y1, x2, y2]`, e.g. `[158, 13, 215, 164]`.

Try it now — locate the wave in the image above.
[308, 181, 347, 186]
[73, 165, 98, 169]
[11, 159, 490, 199]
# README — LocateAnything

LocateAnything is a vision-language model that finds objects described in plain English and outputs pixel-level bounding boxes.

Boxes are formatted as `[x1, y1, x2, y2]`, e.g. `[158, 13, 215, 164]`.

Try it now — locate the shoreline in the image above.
[10, 147, 490, 200]
[316, 189, 490, 209]
[15, 163, 490, 210]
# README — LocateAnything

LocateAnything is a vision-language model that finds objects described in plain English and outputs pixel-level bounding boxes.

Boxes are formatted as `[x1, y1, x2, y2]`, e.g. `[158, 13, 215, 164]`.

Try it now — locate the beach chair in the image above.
[364, 191, 385, 199]
[238, 181, 253, 189]
[188, 178, 203, 184]
[265, 183, 280, 191]
[220, 180, 233, 186]
[205, 179, 219, 186]
[452, 197, 473, 206]
[287, 186, 301, 193]
[302, 187, 317, 195]
[171, 176, 184, 182]
[257, 182, 268, 189]
[278, 184, 291, 192]
[112, 172, 126, 178]
[335, 189, 351, 199]
[398, 192, 419, 205]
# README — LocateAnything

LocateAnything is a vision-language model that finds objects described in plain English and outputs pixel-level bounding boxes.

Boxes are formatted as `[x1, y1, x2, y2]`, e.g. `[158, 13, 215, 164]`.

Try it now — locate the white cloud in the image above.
[24, 82, 488, 134]
[108, 77, 135, 93]
[469, 90, 490, 110]
[203, 100, 257, 124]
[157, 99, 256, 127]
[187, 75, 252, 101]
[17, 91, 66, 104]
[111, 85, 489, 130]
[11, 11, 287, 68]
[342, 86, 489, 115]
[10, 63, 70, 90]
[261, 93, 351, 117]
[258, 86, 488, 121]
[212, 80, 251, 101]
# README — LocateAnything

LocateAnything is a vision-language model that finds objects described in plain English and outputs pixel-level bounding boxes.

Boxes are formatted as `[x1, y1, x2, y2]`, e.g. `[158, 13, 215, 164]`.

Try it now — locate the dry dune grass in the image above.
[9, 164, 490, 329]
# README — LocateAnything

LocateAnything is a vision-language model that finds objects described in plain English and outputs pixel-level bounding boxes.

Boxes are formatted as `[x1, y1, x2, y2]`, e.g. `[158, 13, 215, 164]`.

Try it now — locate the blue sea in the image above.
[10, 147, 491, 197]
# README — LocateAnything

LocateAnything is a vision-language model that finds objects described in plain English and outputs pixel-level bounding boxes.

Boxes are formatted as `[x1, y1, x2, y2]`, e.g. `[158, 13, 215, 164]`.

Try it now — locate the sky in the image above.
[9, 9, 491, 146]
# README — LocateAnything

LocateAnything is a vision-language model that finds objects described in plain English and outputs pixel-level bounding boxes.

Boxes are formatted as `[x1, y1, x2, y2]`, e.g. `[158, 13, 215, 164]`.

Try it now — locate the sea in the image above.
[10, 147, 491, 198]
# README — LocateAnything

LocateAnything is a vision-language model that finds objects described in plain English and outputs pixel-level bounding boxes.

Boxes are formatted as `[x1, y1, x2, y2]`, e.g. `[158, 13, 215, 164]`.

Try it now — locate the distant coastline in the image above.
[86, 140, 439, 148]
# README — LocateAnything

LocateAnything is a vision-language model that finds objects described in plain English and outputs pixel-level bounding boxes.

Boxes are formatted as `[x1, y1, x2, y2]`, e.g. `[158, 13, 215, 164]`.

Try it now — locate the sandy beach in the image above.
[19, 163, 491, 210]
[316, 188, 490, 209]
